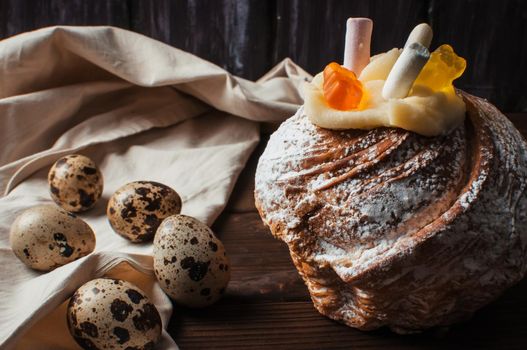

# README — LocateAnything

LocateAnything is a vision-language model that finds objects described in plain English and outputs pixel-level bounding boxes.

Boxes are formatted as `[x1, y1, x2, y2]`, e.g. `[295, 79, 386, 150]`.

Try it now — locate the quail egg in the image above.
[67, 278, 162, 350]
[153, 214, 230, 308]
[9, 204, 96, 271]
[48, 154, 103, 212]
[107, 181, 182, 243]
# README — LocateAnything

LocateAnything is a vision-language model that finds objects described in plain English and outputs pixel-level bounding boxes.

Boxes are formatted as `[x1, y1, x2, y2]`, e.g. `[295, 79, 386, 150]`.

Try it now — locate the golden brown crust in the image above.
[254, 92, 527, 333]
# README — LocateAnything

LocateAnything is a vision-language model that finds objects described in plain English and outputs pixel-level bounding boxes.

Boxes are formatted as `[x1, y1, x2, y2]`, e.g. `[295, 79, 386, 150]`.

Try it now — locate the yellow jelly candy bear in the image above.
[413, 44, 466, 92]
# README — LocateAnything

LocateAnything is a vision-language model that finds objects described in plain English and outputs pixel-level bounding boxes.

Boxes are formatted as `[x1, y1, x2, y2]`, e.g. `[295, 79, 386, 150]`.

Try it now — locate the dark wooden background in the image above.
[0, 0, 526, 112]
[2, 1, 527, 349]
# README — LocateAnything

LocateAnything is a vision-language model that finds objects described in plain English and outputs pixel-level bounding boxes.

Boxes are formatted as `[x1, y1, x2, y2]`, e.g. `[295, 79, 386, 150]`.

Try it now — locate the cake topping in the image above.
[404, 23, 433, 48]
[412, 44, 466, 93]
[382, 42, 430, 99]
[304, 20, 467, 136]
[343, 18, 373, 75]
[322, 63, 364, 110]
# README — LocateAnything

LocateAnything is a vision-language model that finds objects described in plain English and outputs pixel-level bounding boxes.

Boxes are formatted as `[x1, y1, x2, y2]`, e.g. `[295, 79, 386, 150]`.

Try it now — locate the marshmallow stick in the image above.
[343, 18, 373, 75]
[382, 42, 430, 99]
[404, 23, 433, 48]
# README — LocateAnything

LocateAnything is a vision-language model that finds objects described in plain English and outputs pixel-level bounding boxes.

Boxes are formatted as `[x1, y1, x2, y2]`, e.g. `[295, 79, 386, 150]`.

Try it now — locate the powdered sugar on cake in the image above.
[256, 105, 467, 278]
[254, 93, 527, 332]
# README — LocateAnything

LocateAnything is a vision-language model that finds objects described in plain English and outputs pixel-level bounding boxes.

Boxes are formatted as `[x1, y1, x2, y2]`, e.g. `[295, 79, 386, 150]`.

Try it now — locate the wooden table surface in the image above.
[167, 114, 527, 350]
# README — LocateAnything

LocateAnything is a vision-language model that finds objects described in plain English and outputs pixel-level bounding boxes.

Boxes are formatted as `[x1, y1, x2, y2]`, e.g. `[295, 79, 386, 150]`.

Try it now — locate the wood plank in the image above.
[129, 0, 275, 80]
[508, 113, 527, 136]
[212, 212, 308, 302]
[168, 278, 527, 350]
[225, 137, 268, 213]
[428, 0, 527, 112]
[0, 0, 130, 37]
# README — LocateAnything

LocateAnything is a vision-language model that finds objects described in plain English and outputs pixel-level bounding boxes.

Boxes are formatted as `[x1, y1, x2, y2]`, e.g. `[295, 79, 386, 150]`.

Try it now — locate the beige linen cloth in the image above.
[0, 26, 310, 349]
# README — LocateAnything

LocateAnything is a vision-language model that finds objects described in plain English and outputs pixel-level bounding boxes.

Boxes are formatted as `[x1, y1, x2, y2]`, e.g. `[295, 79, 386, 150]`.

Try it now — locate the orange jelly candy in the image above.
[323, 62, 363, 110]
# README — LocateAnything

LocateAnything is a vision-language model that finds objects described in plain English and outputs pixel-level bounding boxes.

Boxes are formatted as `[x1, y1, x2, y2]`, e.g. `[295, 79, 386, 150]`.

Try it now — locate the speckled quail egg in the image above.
[153, 214, 230, 308]
[9, 204, 96, 271]
[67, 278, 162, 350]
[107, 181, 182, 243]
[48, 154, 103, 212]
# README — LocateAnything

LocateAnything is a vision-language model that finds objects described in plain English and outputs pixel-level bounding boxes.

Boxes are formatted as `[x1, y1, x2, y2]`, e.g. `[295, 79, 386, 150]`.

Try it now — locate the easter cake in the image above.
[254, 19, 527, 333]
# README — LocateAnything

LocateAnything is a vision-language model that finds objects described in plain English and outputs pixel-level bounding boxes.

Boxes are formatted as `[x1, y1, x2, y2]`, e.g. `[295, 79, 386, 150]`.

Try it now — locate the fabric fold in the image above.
[0, 26, 310, 349]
